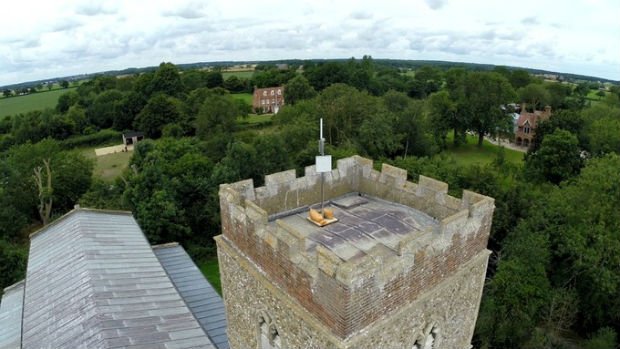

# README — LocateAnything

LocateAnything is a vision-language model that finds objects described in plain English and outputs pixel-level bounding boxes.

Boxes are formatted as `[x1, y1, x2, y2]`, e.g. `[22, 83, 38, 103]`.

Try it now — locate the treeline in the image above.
[1, 58, 620, 348]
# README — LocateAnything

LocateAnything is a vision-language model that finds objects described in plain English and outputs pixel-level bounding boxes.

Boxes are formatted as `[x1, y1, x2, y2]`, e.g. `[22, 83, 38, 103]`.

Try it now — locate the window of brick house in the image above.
[271, 90, 275, 96]
[524, 126, 530, 134]
[277, 89, 281, 95]
[263, 91, 267, 96]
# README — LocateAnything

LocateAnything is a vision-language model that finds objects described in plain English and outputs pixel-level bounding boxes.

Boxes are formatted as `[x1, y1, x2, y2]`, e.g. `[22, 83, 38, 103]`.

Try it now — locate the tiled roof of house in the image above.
[516, 111, 539, 127]
[153, 244, 229, 349]
[0, 208, 224, 349]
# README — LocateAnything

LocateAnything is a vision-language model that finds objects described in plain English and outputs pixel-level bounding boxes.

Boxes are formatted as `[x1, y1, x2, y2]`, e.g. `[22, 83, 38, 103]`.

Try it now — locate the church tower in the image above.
[215, 156, 494, 348]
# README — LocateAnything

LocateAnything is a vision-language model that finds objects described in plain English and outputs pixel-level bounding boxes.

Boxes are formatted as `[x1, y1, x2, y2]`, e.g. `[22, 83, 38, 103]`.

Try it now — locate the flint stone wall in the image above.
[217, 235, 489, 349]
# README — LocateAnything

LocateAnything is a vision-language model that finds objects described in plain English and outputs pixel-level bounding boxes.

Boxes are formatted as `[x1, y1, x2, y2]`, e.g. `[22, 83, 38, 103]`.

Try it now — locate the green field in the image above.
[199, 259, 221, 295]
[222, 71, 254, 79]
[441, 134, 524, 167]
[80, 146, 133, 182]
[230, 92, 253, 104]
[0, 88, 77, 118]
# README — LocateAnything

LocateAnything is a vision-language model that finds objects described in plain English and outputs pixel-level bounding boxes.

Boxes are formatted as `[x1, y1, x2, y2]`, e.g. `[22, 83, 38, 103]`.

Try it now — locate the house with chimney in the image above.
[515, 104, 552, 148]
[252, 86, 284, 114]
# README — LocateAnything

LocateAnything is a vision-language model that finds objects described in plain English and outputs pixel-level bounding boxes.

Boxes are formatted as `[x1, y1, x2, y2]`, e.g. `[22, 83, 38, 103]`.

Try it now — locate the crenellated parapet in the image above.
[217, 155, 494, 338]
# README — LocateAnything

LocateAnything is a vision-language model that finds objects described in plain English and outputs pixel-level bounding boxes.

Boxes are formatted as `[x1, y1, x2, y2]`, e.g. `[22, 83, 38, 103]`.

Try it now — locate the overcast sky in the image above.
[1, 0, 619, 86]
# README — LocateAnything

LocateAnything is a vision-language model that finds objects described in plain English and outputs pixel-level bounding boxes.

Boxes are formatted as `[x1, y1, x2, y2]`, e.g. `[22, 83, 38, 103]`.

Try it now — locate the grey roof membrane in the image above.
[153, 245, 229, 349]
[0, 281, 24, 349]
[276, 194, 440, 261]
[18, 209, 215, 349]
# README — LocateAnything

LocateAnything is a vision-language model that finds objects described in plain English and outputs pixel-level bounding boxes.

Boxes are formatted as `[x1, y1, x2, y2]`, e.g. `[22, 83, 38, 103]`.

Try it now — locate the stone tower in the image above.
[215, 156, 494, 349]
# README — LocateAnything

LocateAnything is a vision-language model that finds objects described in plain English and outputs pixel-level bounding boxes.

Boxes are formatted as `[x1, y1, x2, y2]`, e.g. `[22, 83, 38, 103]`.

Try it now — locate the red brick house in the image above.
[252, 86, 284, 113]
[515, 104, 551, 148]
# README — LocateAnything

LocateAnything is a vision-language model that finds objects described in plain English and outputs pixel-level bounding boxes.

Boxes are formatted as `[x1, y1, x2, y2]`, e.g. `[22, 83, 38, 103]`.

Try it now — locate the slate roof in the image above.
[153, 244, 229, 349]
[0, 208, 222, 349]
[276, 194, 439, 261]
[0, 281, 24, 349]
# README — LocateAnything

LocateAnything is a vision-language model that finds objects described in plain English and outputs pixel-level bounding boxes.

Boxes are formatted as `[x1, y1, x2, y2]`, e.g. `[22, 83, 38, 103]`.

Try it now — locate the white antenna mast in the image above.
[315, 118, 331, 213]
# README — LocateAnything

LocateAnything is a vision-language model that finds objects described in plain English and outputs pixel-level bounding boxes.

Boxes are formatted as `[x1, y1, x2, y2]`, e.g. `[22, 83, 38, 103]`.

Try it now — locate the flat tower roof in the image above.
[274, 194, 439, 261]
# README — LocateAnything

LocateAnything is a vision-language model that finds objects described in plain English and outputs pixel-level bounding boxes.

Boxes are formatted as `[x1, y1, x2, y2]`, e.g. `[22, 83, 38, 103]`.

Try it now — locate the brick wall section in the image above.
[218, 155, 494, 339]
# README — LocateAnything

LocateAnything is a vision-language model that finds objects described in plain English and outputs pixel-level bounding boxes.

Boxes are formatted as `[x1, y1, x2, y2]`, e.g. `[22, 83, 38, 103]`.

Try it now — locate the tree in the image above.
[181, 70, 208, 91]
[33, 159, 53, 225]
[284, 75, 317, 105]
[317, 83, 375, 146]
[223, 75, 246, 93]
[386, 92, 431, 157]
[525, 129, 583, 184]
[205, 71, 224, 88]
[542, 154, 620, 333]
[60, 80, 69, 88]
[150, 62, 182, 96]
[0, 239, 27, 291]
[195, 94, 243, 139]
[545, 82, 572, 109]
[427, 91, 456, 149]
[461, 72, 516, 146]
[358, 107, 403, 158]
[88, 89, 124, 128]
[529, 109, 585, 153]
[509, 69, 532, 89]
[124, 138, 214, 243]
[3, 89, 13, 97]
[252, 135, 291, 182]
[2, 139, 93, 224]
[114, 91, 146, 131]
[56, 90, 80, 113]
[134, 94, 182, 138]
[518, 83, 551, 111]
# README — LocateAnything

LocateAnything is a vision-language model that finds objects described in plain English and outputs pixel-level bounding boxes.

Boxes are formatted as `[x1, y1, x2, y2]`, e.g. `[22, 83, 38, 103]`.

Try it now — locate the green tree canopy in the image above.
[134, 94, 182, 138]
[460, 71, 516, 146]
[518, 83, 551, 111]
[150, 62, 182, 96]
[284, 75, 317, 105]
[526, 129, 583, 184]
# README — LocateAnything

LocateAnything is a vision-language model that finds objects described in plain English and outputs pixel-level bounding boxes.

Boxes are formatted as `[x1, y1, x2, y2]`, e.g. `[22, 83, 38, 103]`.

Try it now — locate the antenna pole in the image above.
[319, 118, 325, 213]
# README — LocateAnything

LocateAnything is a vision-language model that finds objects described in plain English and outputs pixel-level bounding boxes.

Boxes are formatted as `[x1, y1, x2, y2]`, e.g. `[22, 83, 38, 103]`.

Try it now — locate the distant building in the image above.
[253, 86, 284, 113]
[122, 131, 144, 147]
[515, 104, 552, 148]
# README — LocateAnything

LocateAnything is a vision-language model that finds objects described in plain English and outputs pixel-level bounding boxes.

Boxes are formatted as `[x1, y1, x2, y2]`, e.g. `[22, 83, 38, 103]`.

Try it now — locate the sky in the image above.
[1, 0, 619, 86]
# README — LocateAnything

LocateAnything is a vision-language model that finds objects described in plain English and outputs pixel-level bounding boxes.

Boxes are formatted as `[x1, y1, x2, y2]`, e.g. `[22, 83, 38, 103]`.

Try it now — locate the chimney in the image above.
[520, 103, 527, 114]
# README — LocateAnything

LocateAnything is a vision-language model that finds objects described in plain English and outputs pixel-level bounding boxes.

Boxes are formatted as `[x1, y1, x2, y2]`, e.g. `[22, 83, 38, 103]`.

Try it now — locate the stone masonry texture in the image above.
[216, 155, 495, 348]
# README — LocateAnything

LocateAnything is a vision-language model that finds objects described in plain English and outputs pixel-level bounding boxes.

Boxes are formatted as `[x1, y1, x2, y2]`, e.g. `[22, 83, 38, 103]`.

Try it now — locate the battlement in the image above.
[217, 155, 494, 338]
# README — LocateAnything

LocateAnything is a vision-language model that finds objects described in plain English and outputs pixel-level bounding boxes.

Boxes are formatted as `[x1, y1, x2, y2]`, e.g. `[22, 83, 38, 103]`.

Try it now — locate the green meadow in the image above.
[0, 88, 77, 118]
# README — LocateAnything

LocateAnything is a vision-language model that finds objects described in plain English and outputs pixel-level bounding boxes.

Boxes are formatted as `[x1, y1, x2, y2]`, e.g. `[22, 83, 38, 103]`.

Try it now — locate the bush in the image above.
[585, 327, 618, 349]
[61, 129, 121, 148]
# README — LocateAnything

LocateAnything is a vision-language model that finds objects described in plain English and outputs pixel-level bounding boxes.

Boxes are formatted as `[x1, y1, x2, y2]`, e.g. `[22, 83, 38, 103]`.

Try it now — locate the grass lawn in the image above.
[0, 87, 77, 118]
[230, 92, 253, 104]
[441, 133, 524, 167]
[199, 258, 222, 295]
[222, 71, 254, 79]
[80, 146, 133, 182]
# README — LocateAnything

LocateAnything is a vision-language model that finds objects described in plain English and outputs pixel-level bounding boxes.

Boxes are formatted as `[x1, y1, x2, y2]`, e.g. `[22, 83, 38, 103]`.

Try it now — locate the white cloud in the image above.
[0, 0, 619, 86]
